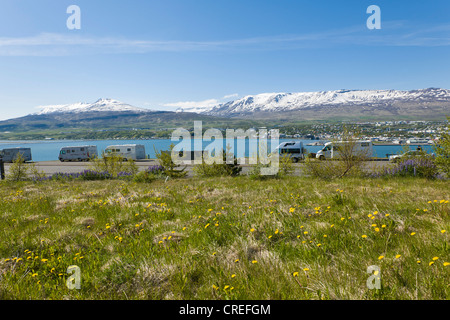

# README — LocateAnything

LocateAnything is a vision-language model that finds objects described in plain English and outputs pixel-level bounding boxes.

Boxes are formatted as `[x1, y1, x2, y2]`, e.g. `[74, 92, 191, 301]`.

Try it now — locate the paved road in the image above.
[3, 159, 392, 178]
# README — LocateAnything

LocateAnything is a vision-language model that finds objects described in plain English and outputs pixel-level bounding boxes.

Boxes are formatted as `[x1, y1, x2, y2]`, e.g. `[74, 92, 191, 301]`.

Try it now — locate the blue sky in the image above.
[0, 0, 449, 120]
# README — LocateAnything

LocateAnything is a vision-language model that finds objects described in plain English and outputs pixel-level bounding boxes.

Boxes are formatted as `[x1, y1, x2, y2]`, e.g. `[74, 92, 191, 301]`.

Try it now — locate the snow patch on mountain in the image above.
[35, 98, 147, 114]
[194, 88, 450, 116]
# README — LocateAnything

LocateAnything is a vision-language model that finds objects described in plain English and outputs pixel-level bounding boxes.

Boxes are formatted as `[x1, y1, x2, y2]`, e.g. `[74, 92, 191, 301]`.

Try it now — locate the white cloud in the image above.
[222, 93, 239, 100]
[162, 93, 240, 113]
[0, 22, 449, 56]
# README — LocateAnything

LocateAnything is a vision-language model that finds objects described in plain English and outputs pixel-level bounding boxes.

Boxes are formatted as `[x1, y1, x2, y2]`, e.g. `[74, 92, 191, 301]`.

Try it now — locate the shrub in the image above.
[193, 149, 242, 177]
[154, 144, 187, 178]
[88, 152, 138, 178]
[7, 153, 45, 181]
[133, 165, 165, 183]
[433, 118, 450, 177]
[372, 157, 438, 179]
[302, 128, 370, 179]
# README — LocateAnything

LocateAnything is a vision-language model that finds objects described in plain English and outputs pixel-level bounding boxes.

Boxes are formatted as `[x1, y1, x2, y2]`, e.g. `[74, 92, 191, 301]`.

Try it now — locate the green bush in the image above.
[433, 117, 450, 177]
[154, 144, 187, 178]
[88, 152, 138, 178]
[193, 149, 242, 177]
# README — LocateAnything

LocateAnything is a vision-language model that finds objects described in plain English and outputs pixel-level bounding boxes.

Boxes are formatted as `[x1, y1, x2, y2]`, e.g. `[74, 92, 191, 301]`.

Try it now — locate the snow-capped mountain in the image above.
[35, 98, 148, 115]
[178, 88, 450, 117]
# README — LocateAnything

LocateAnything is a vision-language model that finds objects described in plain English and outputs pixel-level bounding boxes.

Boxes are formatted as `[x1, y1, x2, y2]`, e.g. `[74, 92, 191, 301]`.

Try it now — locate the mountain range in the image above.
[0, 88, 449, 137]
[176, 88, 450, 120]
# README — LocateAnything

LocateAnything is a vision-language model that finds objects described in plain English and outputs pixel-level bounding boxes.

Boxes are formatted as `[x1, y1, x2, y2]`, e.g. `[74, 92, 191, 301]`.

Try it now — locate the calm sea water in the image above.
[0, 139, 434, 162]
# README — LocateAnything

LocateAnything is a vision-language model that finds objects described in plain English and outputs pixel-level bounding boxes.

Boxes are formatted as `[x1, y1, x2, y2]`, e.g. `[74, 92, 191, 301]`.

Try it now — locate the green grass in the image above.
[0, 176, 448, 300]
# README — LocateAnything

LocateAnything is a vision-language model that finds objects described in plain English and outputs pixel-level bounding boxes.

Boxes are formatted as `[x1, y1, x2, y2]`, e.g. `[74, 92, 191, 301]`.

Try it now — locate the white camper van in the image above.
[276, 141, 307, 163]
[0, 147, 32, 163]
[104, 144, 146, 161]
[315, 141, 373, 160]
[59, 146, 98, 162]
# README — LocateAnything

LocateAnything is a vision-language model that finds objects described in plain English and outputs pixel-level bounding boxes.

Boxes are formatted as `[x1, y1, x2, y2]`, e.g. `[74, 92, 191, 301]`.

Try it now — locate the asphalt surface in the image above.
[2, 159, 392, 178]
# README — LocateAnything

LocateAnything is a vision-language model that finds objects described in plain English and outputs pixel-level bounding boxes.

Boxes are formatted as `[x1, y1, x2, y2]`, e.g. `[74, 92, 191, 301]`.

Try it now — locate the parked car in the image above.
[389, 150, 435, 163]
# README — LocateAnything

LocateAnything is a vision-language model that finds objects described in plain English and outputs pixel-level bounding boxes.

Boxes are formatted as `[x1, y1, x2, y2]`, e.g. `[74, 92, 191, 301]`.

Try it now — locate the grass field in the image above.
[0, 176, 448, 300]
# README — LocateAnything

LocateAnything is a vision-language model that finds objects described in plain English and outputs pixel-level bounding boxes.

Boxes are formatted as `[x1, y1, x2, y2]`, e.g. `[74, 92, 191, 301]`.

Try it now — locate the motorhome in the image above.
[276, 141, 307, 163]
[59, 146, 98, 162]
[104, 144, 146, 161]
[315, 141, 373, 160]
[0, 147, 32, 163]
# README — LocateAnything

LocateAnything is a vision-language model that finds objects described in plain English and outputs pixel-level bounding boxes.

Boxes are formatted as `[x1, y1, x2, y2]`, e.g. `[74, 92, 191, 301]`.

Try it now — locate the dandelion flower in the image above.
[293, 272, 299, 277]
[235, 259, 239, 263]
[429, 261, 435, 266]
[432, 257, 439, 261]
[378, 255, 384, 260]
[443, 262, 449, 267]
[303, 268, 309, 271]
[250, 228, 255, 233]
[441, 230, 446, 233]
[395, 255, 401, 259]
[252, 260, 258, 264]
[362, 235, 367, 239]
[231, 274, 236, 278]
[410, 232, 416, 236]
[374, 228, 380, 232]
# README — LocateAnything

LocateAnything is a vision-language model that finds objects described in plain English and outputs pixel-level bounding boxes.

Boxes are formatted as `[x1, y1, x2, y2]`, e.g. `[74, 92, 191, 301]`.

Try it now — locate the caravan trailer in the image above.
[59, 146, 98, 162]
[104, 144, 146, 161]
[315, 141, 373, 160]
[0, 148, 32, 163]
[276, 141, 307, 163]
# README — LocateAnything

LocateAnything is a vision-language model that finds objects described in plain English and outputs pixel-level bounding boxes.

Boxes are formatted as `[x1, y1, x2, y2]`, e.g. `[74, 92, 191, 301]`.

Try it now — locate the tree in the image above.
[154, 144, 187, 178]
[7, 153, 44, 181]
[433, 117, 450, 177]
[303, 127, 370, 179]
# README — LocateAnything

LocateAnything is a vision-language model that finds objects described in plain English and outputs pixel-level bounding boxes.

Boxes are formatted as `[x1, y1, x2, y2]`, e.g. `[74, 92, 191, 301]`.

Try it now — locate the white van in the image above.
[276, 141, 307, 162]
[316, 141, 373, 160]
[0, 148, 32, 163]
[104, 144, 146, 161]
[59, 146, 98, 162]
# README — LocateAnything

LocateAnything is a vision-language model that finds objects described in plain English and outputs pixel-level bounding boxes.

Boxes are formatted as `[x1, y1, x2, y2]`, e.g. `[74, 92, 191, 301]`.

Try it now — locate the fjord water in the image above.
[0, 139, 433, 162]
